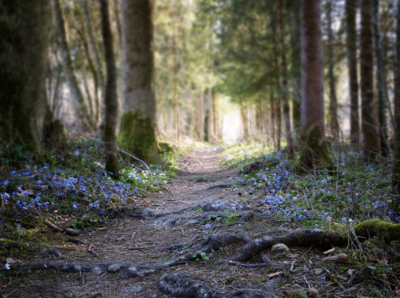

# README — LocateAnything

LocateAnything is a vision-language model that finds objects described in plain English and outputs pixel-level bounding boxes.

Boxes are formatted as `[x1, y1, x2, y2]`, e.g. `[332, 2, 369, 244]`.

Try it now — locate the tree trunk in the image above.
[373, 0, 389, 156]
[270, 90, 277, 150]
[392, 0, 400, 210]
[112, 0, 122, 46]
[196, 90, 204, 141]
[327, 0, 339, 139]
[278, 0, 295, 159]
[82, 0, 104, 126]
[272, 36, 282, 152]
[119, 0, 160, 164]
[0, 0, 50, 152]
[289, 4, 301, 137]
[173, 20, 179, 142]
[53, 0, 90, 127]
[100, 0, 119, 179]
[240, 102, 249, 140]
[299, 0, 331, 169]
[360, 0, 380, 159]
[346, 0, 360, 145]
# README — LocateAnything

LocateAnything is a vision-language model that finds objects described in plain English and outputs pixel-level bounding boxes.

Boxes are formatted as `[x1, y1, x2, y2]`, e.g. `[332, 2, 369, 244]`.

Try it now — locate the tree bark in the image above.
[289, 3, 301, 137]
[173, 18, 179, 142]
[100, 0, 119, 179]
[392, 0, 400, 210]
[360, 0, 380, 159]
[373, 0, 389, 156]
[0, 0, 50, 152]
[82, 0, 104, 126]
[53, 0, 90, 127]
[278, 0, 295, 159]
[327, 0, 339, 139]
[346, 0, 360, 145]
[119, 0, 160, 164]
[299, 0, 331, 169]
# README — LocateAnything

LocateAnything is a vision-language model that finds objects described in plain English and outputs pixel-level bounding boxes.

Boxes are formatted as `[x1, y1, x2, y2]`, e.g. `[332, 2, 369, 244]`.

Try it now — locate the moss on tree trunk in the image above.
[118, 111, 160, 164]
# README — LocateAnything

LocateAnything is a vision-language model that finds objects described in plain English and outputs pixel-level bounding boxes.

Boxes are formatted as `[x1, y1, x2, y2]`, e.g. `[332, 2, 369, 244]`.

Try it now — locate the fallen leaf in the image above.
[381, 258, 388, 266]
[305, 288, 318, 298]
[6, 258, 22, 264]
[267, 271, 283, 279]
[323, 248, 335, 255]
[290, 253, 300, 258]
[313, 268, 323, 275]
[348, 268, 356, 276]
[322, 253, 348, 263]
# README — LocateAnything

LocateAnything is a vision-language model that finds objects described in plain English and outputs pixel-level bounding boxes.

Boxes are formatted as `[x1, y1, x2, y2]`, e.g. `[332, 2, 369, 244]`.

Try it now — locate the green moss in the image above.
[118, 111, 161, 164]
[159, 141, 174, 154]
[297, 126, 332, 172]
[354, 219, 400, 243]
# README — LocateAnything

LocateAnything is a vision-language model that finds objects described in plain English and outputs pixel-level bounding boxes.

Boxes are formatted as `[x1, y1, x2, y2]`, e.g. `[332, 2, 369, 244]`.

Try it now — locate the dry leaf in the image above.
[6, 257, 22, 264]
[267, 271, 283, 279]
[322, 253, 348, 263]
[381, 258, 388, 266]
[19, 189, 35, 197]
[313, 268, 323, 275]
[290, 253, 300, 258]
[323, 248, 335, 255]
[305, 288, 319, 298]
[347, 268, 356, 276]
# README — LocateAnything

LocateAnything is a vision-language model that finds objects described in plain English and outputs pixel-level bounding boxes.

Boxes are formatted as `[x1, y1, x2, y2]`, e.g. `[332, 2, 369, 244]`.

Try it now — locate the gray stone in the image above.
[123, 286, 144, 293]
[271, 243, 289, 253]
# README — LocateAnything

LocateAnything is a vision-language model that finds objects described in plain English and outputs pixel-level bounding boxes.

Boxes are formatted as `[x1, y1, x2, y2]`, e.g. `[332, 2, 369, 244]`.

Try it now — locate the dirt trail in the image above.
[10, 146, 252, 298]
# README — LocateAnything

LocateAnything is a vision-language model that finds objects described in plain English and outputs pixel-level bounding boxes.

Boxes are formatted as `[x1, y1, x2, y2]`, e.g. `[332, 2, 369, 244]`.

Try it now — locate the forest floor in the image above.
[1, 145, 399, 297]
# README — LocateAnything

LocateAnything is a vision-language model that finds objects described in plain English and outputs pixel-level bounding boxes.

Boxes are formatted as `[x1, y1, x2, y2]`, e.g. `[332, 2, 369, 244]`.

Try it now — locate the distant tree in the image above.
[0, 0, 49, 152]
[326, 0, 339, 139]
[373, 0, 389, 156]
[277, 0, 295, 159]
[100, 0, 119, 178]
[392, 0, 400, 210]
[53, 0, 91, 128]
[345, 0, 360, 145]
[298, 0, 330, 169]
[119, 0, 160, 164]
[360, 0, 380, 159]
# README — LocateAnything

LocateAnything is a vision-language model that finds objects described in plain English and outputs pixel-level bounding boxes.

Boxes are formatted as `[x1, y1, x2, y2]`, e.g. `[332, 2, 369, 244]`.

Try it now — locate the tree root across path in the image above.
[13, 219, 400, 297]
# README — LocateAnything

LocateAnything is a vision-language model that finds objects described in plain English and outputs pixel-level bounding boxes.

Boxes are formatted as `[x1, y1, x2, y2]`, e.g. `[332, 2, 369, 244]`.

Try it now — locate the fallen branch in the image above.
[117, 147, 152, 176]
[43, 220, 62, 232]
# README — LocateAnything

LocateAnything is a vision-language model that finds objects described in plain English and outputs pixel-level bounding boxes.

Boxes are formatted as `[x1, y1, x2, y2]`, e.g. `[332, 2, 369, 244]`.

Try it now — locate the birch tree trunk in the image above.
[360, 0, 380, 159]
[100, 0, 119, 178]
[278, 0, 295, 159]
[119, 0, 160, 164]
[346, 0, 360, 145]
[299, 0, 331, 169]
[0, 0, 50, 152]
[373, 0, 389, 156]
[53, 0, 90, 127]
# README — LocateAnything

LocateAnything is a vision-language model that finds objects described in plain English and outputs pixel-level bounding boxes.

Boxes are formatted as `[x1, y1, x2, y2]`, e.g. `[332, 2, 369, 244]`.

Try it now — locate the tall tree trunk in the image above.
[119, 0, 160, 164]
[53, 0, 90, 127]
[240, 102, 249, 140]
[278, 0, 295, 159]
[346, 0, 360, 145]
[272, 38, 282, 152]
[327, 0, 339, 139]
[255, 99, 263, 133]
[299, 0, 331, 169]
[112, 0, 122, 46]
[289, 4, 301, 136]
[81, 0, 104, 126]
[270, 90, 277, 150]
[196, 91, 204, 141]
[0, 0, 50, 152]
[360, 0, 380, 159]
[173, 20, 179, 142]
[392, 0, 400, 211]
[373, 0, 389, 156]
[100, 0, 119, 178]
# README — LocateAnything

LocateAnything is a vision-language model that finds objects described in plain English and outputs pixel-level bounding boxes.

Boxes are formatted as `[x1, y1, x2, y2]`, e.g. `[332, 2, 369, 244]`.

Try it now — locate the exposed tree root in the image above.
[158, 273, 279, 298]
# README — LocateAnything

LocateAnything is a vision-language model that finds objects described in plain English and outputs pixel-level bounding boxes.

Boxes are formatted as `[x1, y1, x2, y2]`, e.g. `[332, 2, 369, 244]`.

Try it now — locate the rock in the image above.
[271, 243, 289, 253]
[123, 286, 144, 293]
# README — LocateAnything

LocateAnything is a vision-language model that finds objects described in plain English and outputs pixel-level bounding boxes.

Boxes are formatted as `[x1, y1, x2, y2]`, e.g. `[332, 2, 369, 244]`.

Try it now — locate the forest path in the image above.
[14, 146, 252, 298]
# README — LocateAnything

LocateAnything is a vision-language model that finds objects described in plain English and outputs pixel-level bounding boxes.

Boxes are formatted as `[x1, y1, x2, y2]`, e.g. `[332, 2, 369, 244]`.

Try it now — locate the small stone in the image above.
[271, 243, 289, 253]
[123, 286, 144, 293]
